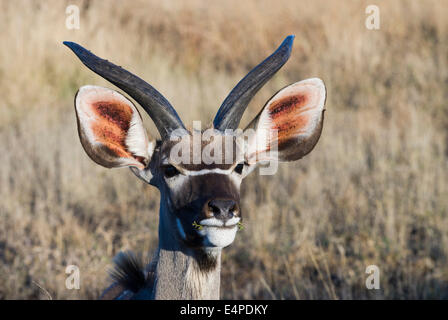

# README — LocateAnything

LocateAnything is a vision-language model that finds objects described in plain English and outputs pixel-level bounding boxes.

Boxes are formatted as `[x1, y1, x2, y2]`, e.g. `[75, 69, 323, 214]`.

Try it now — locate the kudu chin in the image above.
[64, 35, 327, 299]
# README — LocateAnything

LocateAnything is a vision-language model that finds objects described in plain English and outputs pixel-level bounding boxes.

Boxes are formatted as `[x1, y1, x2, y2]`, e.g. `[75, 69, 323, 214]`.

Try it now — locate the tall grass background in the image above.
[0, 0, 447, 299]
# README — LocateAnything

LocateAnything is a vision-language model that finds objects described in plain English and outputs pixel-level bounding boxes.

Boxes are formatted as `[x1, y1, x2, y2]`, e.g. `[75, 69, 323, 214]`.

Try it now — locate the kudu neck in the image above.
[151, 198, 222, 299]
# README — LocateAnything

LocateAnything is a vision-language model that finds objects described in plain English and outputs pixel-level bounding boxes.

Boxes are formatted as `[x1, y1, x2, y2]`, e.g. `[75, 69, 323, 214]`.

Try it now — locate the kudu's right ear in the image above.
[75, 85, 154, 170]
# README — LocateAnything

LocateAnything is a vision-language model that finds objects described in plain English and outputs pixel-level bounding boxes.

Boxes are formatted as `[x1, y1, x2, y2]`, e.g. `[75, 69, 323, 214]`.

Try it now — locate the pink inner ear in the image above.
[90, 99, 134, 159]
[246, 78, 326, 163]
[267, 92, 312, 146]
[76, 85, 150, 169]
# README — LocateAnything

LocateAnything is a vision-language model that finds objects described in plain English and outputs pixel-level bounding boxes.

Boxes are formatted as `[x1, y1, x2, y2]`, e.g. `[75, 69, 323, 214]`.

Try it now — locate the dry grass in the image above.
[0, 0, 447, 299]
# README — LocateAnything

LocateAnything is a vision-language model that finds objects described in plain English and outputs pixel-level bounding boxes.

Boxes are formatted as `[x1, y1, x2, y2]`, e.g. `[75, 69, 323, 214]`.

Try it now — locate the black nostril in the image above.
[207, 199, 238, 221]
[208, 202, 221, 215]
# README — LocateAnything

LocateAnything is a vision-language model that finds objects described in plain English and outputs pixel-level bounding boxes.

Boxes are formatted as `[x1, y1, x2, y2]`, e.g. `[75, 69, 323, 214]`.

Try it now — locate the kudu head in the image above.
[64, 35, 326, 261]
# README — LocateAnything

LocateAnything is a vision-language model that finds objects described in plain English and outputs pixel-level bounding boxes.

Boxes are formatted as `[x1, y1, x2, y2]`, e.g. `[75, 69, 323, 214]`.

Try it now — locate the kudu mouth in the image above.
[168, 177, 242, 249]
[174, 195, 241, 236]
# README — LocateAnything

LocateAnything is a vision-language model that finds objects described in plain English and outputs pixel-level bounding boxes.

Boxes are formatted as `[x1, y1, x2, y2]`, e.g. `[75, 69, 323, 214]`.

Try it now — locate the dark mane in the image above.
[195, 249, 218, 272]
[108, 251, 147, 294]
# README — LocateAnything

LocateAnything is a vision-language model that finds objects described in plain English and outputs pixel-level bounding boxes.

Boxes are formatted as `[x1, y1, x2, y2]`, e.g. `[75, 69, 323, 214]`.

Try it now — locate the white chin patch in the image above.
[198, 226, 238, 248]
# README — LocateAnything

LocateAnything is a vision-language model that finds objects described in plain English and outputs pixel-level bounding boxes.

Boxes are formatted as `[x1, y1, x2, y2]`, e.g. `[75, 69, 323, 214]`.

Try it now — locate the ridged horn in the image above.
[64, 41, 185, 138]
[213, 35, 294, 130]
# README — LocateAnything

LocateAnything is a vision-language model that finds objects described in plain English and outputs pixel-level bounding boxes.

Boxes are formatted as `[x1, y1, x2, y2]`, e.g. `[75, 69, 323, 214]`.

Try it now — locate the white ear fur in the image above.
[75, 85, 153, 169]
[244, 78, 326, 164]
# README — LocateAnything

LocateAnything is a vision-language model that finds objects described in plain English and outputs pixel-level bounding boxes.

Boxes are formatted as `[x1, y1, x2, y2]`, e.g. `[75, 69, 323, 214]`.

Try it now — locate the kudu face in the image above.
[65, 35, 327, 252]
[143, 133, 244, 249]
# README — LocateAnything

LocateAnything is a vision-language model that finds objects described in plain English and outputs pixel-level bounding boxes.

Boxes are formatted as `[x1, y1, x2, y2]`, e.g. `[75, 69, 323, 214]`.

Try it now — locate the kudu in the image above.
[64, 35, 326, 299]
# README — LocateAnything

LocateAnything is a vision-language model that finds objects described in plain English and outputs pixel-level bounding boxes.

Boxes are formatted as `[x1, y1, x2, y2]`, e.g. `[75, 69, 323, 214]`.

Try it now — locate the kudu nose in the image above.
[207, 199, 239, 221]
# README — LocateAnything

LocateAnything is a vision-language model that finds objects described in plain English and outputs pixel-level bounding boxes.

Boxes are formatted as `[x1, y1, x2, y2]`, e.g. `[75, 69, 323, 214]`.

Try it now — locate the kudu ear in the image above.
[75, 85, 154, 170]
[244, 78, 326, 165]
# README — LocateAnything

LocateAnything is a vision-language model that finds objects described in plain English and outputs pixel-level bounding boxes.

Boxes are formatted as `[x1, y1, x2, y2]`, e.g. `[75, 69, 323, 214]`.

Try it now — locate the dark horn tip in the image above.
[212, 35, 297, 131]
[63, 41, 76, 49]
[281, 35, 295, 54]
[63, 41, 86, 56]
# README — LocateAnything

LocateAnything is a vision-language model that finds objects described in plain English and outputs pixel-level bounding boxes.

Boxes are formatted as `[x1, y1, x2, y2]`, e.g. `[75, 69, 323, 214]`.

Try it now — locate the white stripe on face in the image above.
[164, 167, 243, 192]
[183, 168, 233, 176]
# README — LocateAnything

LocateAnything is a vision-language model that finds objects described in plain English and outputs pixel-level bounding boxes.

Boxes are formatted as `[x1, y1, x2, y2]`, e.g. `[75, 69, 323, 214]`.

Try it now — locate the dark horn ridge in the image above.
[63, 41, 185, 138]
[213, 35, 295, 131]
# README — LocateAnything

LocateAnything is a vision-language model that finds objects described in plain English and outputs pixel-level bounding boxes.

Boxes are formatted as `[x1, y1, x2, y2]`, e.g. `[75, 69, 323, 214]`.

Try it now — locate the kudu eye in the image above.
[234, 163, 244, 175]
[163, 165, 180, 178]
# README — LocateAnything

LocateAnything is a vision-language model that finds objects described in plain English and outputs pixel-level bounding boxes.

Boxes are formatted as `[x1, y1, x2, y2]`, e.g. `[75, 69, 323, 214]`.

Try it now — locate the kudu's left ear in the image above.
[74, 85, 154, 170]
[244, 78, 326, 164]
